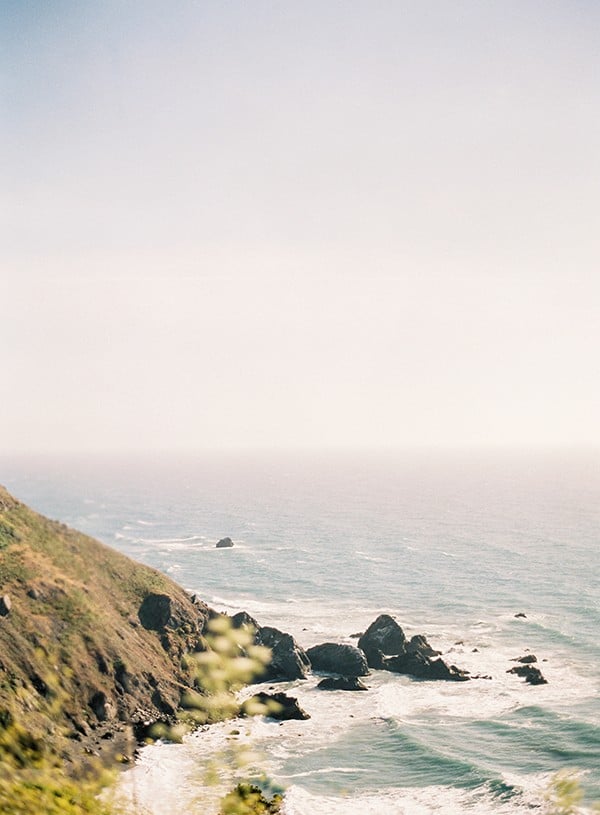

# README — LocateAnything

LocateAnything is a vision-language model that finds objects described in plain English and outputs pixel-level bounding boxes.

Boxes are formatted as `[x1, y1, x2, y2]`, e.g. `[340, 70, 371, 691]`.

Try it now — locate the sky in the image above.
[2, 0, 600, 453]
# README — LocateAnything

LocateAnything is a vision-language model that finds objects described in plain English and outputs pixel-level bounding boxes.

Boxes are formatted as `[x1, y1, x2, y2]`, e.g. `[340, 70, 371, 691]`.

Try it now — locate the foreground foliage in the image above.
[546, 771, 600, 815]
[218, 783, 282, 815]
[0, 715, 117, 815]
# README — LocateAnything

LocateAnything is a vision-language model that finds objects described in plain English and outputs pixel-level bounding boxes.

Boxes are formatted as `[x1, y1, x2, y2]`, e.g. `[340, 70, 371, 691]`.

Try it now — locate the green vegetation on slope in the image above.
[0, 485, 210, 772]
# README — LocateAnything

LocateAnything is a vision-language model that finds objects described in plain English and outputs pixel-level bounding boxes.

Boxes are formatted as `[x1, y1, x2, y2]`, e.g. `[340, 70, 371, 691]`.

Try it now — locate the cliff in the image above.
[0, 485, 211, 770]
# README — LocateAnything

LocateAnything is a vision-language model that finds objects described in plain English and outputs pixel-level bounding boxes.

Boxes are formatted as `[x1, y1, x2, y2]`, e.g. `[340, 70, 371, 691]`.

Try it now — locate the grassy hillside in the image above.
[0, 484, 210, 771]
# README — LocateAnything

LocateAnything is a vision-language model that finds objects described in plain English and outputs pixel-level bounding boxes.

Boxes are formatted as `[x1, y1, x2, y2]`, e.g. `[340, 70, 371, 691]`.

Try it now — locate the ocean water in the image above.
[3, 450, 599, 814]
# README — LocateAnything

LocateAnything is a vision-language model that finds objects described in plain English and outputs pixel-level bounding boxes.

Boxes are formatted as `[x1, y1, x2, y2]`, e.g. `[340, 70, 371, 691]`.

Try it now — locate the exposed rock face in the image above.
[0, 594, 11, 616]
[89, 690, 116, 721]
[138, 594, 173, 630]
[507, 665, 548, 685]
[258, 627, 311, 680]
[216, 537, 234, 548]
[317, 675, 369, 691]
[241, 691, 310, 721]
[138, 593, 209, 640]
[358, 614, 406, 668]
[306, 643, 369, 676]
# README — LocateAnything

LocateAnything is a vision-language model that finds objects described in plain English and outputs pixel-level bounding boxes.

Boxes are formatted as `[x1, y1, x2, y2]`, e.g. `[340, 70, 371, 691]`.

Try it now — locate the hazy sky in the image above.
[2, 1, 599, 453]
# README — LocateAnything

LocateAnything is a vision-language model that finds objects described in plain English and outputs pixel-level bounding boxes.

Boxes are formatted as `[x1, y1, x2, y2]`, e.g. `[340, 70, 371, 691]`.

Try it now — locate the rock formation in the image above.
[306, 642, 369, 676]
[358, 614, 406, 667]
[507, 664, 548, 685]
[358, 613, 469, 681]
[317, 675, 369, 691]
[241, 691, 310, 721]
[230, 612, 311, 681]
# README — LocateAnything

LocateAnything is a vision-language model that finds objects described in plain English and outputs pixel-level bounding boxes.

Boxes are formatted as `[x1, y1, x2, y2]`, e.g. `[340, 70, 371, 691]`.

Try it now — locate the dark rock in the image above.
[383, 652, 470, 682]
[231, 611, 260, 631]
[511, 654, 537, 664]
[0, 594, 11, 616]
[30, 672, 50, 696]
[138, 594, 174, 630]
[115, 661, 133, 692]
[349, 632, 363, 638]
[317, 675, 369, 691]
[406, 634, 441, 657]
[151, 689, 176, 717]
[241, 691, 310, 721]
[257, 626, 311, 681]
[216, 537, 234, 548]
[138, 593, 196, 632]
[89, 691, 116, 721]
[27, 587, 41, 600]
[230, 611, 310, 681]
[514, 612, 527, 619]
[507, 665, 547, 685]
[358, 614, 407, 667]
[306, 643, 369, 677]
[95, 652, 110, 674]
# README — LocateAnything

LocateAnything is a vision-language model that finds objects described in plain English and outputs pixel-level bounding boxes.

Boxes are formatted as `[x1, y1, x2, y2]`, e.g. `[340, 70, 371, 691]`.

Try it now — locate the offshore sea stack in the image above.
[358, 614, 470, 681]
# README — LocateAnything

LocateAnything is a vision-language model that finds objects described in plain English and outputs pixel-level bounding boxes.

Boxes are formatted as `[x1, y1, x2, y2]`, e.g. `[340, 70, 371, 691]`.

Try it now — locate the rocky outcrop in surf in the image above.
[241, 691, 310, 721]
[306, 642, 370, 676]
[358, 614, 406, 667]
[230, 611, 311, 681]
[507, 664, 548, 685]
[358, 613, 470, 681]
[317, 675, 369, 691]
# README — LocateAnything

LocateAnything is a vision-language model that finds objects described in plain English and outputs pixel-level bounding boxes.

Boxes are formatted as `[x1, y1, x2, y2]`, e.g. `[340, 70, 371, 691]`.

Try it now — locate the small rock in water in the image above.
[317, 675, 369, 691]
[216, 537, 234, 548]
[241, 691, 310, 721]
[514, 612, 527, 619]
[507, 665, 548, 685]
[511, 654, 537, 664]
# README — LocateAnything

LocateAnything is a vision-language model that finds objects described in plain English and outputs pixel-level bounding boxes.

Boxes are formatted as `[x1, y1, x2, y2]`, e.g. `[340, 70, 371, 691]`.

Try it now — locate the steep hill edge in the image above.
[0, 484, 212, 770]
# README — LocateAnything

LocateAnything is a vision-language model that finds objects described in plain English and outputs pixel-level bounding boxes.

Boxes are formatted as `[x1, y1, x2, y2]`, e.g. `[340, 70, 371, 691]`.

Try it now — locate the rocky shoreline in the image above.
[52, 596, 551, 761]
[0, 487, 549, 777]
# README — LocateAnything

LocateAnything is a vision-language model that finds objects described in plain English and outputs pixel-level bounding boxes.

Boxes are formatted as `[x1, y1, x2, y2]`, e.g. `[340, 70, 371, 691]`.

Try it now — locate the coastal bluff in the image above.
[1, 484, 541, 780]
[0, 485, 213, 769]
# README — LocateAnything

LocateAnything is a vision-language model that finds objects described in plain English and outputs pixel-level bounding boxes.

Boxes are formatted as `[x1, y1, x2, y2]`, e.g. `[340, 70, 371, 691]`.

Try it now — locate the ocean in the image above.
[3, 450, 599, 814]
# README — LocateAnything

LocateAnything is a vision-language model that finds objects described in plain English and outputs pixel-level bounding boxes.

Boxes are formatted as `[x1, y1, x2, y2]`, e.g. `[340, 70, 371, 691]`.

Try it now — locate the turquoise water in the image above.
[3, 450, 599, 813]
